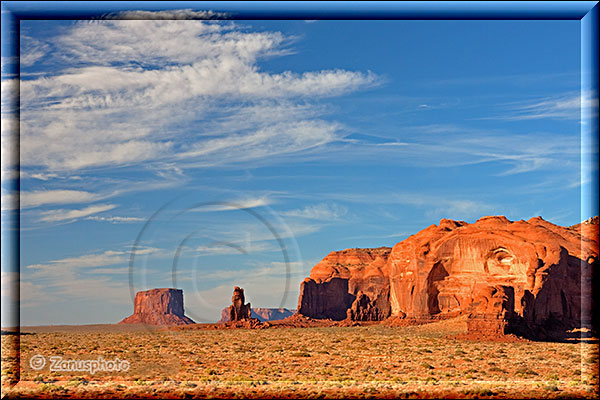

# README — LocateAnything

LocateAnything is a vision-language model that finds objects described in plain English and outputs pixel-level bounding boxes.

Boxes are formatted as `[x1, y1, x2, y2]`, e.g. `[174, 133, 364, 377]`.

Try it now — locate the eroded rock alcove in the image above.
[298, 216, 598, 339]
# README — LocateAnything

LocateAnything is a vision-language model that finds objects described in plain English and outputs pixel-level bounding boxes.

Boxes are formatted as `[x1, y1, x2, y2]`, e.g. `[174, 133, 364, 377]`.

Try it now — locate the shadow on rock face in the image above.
[295, 216, 599, 341]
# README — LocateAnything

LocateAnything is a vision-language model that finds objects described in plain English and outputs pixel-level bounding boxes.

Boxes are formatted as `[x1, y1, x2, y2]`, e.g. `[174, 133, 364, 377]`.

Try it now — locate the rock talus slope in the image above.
[298, 216, 598, 338]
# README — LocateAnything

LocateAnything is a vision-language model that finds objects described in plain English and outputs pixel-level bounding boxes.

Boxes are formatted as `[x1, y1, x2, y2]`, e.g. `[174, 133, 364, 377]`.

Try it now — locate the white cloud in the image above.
[85, 215, 144, 223]
[221, 220, 322, 244]
[2, 189, 102, 211]
[26, 246, 161, 274]
[23, 189, 100, 208]
[198, 260, 307, 281]
[1, 101, 19, 181]
[88, 267, 129, 274]
[1, 78, 18, 112]
[325, 191, 496, 222]
[181, 120, 342, 169]
[107, 9, 225, 20]
[1, 271, 19, 302]
[27, 249, 126, 272]
[281, 203, 348, 220]
[344, 231, 409, 240]
[17, 19, 377, 173]
[20, 35, 50, 67]
[195, 241, 273, 255]
[25, 172, 59, 181]
[191, 196, 273, 212]
[19, 247, 163, 319]
[38, 203, 116, 222]
[1, 56, 19, 76]
[333, 125, 581, 176]
[20, 274, 131, 311]
[2, 272, 57, 318]
[490, 91, 598, 121]
[425, 199, 496, 221]
[130, 247, 162, 256]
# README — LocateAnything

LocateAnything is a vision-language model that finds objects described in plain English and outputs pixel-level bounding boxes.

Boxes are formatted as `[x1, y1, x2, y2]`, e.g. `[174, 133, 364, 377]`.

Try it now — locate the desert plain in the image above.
[2, 317, 598, 399]
[3, 216, 600, 399]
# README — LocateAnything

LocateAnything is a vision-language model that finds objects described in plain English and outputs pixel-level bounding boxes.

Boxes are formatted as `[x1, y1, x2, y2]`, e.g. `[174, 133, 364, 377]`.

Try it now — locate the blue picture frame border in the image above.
[0, 1, 598, 20]
[1, 0, 598, 387]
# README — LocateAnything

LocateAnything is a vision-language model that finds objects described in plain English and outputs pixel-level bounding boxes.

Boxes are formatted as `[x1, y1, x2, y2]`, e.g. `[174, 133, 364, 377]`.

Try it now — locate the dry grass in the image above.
[2, 318, 598, 398]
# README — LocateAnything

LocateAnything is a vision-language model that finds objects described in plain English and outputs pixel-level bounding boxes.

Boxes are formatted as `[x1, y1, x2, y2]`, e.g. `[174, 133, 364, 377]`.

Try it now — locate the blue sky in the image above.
[1, 15, 594, 325]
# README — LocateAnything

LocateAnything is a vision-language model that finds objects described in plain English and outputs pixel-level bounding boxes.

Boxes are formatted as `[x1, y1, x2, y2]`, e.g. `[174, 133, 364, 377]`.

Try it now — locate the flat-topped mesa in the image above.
[297, 216, 599, 339]
[119, 288, 195, 325]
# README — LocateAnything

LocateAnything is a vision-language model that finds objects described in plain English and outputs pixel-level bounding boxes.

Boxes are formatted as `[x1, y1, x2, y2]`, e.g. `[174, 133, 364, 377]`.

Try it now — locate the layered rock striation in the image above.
[298, 216, 598, 338]
[298, 247, 392, 321]
[120, 288, 195, 325]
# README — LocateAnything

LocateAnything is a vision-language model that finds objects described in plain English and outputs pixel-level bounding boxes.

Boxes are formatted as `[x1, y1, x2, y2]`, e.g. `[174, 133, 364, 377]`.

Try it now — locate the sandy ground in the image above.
[2, 317, 598, 398]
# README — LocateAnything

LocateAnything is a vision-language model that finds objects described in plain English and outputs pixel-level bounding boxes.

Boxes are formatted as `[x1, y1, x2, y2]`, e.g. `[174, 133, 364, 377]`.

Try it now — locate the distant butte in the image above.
[119, 288, 195, 325]
[218, 307, 295, 323]
[297, 216, 599, 340]
[118, 216, 598, 340]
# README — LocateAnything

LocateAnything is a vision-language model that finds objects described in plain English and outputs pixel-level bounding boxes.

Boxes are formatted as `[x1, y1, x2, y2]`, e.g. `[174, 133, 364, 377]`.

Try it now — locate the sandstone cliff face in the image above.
[298, 216, 598, 338]
[297, 248, 392, 321]
[119, 288, 195, 325]
[346, 288, 391, 321]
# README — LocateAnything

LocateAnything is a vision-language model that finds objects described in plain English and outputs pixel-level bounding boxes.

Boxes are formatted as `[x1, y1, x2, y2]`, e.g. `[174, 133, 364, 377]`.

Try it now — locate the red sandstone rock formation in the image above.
[298, 216, 599, 338]
[466, 285, 515, 336]
[218, 307, 294, 323]
[220, 287, 264, 328]
[119, 288, 195, 325]
[228, 287, 252, 321]
[346, 289, 391, 321]
[298, 248, 392, 321]
[252, 307, 295, 322]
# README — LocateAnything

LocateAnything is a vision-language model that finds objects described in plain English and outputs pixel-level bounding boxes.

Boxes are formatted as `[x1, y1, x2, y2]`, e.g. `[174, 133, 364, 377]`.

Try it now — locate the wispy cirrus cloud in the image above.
[105, 9, 226, 20]
[191, 196, 273, 212]
[177, 120, 341, 166]
[195, 241, 273, 255]
[85, 215, 144, 223]
[2, 189, 101, 211]
[486, 91, 598, 121]
[38, 204, 117, 222]
[26, 246, 161, 274]
[324, 191, 497, 221]
[281, 203, 348, 220]
[27, 249, 125, 272]
[20, 35, 50, 67]
[330, 125, 581, 176]
[16, 19, 378, 174]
